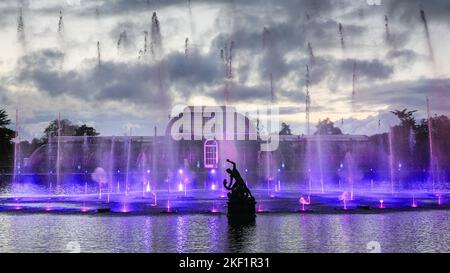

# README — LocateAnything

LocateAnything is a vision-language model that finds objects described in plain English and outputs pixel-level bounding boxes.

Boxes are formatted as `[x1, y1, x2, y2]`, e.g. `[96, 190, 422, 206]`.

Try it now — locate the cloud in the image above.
[1, 0, 449, 139]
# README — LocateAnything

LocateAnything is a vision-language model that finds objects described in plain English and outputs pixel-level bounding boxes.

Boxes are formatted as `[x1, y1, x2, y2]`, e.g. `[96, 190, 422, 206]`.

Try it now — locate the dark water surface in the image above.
[0, 211, 449, 253]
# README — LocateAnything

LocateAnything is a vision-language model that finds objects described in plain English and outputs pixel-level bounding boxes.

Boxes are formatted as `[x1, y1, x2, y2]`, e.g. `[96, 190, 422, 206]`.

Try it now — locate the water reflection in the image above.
[0, 211, 449, 252]
[227, 218, 256, 252]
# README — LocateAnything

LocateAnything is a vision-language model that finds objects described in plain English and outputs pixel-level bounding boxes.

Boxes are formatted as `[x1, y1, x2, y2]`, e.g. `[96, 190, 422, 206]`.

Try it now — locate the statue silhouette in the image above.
[224, 159, 254, 200]
[223, 159, 256, 217]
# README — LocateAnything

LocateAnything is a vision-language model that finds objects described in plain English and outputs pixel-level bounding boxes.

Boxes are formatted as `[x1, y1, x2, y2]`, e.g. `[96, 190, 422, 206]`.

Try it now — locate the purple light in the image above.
[211, 169, 216, 174]
[299, 196, 311, 212]
[178, 183, 184, 191]
[178, 169, 183, 174]
[211, 184, 217, 190]
[412, 195, 418, 208]
[437, 195, 442, 206]
[339, 192, 349, 210]
[120, 204, 129, 213]
[147, 169, 151, 174]
[379, 200, 384, 209]
[257, 204, 264, 212]
[245, 169, 248, 173]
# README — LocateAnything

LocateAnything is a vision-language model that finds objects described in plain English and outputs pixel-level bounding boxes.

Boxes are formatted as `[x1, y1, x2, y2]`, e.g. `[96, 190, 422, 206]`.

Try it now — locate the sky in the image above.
[1, 0, 450, 140]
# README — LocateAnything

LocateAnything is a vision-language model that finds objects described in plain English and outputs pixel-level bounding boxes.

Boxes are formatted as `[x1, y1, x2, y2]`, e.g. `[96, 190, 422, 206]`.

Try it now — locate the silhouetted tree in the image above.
[314, 118, 342, 135]
[42, 119, 77, 141]
[75, 124, 99, 136]
[40, 120, 100, 143]
[391, 109, 417, 128]
[0, 109, 14, 172]
[279, 122, 292, 135]
[0, 109, 11, 127]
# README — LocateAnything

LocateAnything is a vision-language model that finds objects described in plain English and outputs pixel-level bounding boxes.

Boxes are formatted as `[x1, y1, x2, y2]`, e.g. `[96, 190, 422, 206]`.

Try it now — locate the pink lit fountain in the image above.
[339, 192, 350, 210]
[299, 196, 311, 212]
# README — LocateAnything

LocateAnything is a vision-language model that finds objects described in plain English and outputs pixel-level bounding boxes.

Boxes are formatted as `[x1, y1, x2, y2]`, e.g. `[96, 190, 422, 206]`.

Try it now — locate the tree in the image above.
[41, 119, 100, 142]
[0, 109, 14, 142]
[314, 118, 342, 135]
[279, 122, 292, 135]
[0, 110, 14, 171]
[75, 124, 99, 136]
[391, 109, 417, 128]
[0, 109, 11, 128]
[43, 119, 78, 140]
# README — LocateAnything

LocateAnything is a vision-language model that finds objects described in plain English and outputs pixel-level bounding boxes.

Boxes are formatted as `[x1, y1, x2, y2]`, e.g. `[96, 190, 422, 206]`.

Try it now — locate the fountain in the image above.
[2, 5, 450, 221]
[343, 151, 355, 200]
[427, 98, 437, 192]
[12, 109, 20, 186]
[56, 114, 61, 194]
[109, 137, 115, 200]
[125, 130, 132, 196]
[420, 9, 435, 63]
[388, 127, 395, 194]
[83, 133, 89, 195]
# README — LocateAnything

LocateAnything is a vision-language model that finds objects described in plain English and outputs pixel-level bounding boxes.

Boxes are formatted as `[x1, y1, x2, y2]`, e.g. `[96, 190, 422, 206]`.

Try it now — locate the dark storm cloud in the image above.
[356, 77, 450, 114]
[385, 0, 450, 23]
[167, 51, 222, 88]
[0, 85, 11, 105]
[338, 59, 393, 81]
[15, 49, 167, 106]
[13, 48, 225, 106]
[109, 21, 140, 51]
[203, 83, 271, 104]
[286, 56, 393, 95]
[385, 49, 422, 64]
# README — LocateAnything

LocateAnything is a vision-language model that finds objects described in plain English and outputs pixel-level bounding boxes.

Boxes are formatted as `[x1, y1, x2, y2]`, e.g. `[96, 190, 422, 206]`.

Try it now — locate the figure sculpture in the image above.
[223, 159, 256, 217]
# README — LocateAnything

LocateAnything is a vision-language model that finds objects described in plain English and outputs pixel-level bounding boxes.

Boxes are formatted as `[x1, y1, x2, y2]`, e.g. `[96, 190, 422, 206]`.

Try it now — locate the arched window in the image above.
[204, 140, 218, 169]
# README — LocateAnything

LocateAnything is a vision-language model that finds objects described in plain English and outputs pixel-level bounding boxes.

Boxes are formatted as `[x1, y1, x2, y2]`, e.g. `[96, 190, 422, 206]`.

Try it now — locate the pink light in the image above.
[120, 206, 129, 213]
[178, 169, 183, 174]
[299, 196, 311, 212]
[257, 204, 264, 212]
[379, 200, 384, 209]
[211, 208, 218, 213]
[339, 192, 349, 210]
[178, 183, 184, 191]
[211, 184, 216, 190]
[45, 207, 52, 211]
[14, 206, 22, 210]
[81, 207, 89, 212]
[412, 195, 418, 208]
[437, 195, 442, 206]
[211, 169, 216, 174]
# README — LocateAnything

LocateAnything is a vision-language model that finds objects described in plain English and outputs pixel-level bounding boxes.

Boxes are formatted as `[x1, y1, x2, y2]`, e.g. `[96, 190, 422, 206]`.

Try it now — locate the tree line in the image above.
[0, 109, 99, 173]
